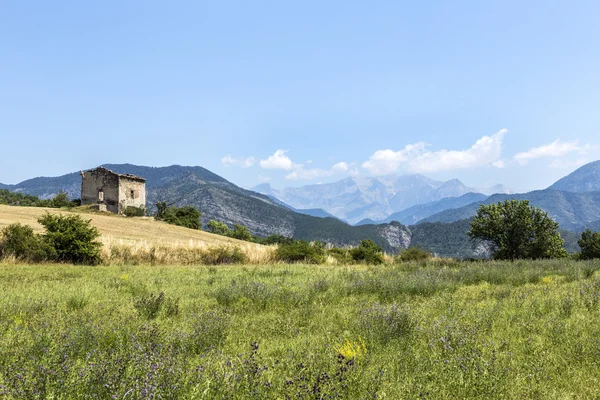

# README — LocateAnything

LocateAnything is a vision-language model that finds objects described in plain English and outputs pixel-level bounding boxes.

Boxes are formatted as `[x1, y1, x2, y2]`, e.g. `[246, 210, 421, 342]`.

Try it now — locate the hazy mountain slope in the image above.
[254, 175, 509, 224]
[548, 161, 600, 193]
[371, 192, 489, 226]
[421, 189, 600, 231]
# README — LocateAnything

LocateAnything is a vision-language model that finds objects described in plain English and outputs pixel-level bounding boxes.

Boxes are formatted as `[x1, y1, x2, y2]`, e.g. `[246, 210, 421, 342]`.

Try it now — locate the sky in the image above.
[1, 1, 599, 192]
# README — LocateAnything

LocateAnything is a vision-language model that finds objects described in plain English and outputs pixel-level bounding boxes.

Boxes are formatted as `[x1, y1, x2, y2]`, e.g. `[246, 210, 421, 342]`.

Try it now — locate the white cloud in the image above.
[332, 161, 349, 172]
[492, 160, 507, 169]
[362, 129, 507, 175]
[221, 155, 255, 168]
[513, 139, 590, 165]
[258, 175, 272, 183]
[260, 150, 294, 170]
[285, 161, 351, 181]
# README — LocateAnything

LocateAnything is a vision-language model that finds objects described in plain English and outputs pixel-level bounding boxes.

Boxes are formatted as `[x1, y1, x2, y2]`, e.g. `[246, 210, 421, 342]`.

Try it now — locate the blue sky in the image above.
[1, 1, 599, 192]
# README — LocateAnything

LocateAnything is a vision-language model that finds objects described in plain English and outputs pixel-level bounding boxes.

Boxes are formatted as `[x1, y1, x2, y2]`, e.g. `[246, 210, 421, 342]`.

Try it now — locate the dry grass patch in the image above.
[0, 205, 275, 265]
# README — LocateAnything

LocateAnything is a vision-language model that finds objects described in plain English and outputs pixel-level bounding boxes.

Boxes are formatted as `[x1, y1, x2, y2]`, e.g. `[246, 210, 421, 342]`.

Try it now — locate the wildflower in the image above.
[335, 337, 367, 360]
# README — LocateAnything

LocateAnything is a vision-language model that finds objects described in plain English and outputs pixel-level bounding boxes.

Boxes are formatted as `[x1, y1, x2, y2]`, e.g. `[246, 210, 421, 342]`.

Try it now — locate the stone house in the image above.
[80, 167, 146, 214]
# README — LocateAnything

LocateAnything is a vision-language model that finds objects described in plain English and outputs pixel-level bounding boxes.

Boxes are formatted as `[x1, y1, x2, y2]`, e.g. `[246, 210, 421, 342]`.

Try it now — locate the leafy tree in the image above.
[37, 213, 102, 265]
[229, 224, 253, 241]
[578, 229, 600, 260]
[155, 201, 169, 220]
[49, 191, 74, 208]
[155, 203, 202, 230]
[468, 200, 567, 260]
[207, 220, 231, 236]
[350, 239, 385, 264]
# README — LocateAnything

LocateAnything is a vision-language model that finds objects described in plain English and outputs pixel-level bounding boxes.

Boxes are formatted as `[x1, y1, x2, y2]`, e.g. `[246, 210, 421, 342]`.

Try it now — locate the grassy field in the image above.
[1, 259, 600, 398]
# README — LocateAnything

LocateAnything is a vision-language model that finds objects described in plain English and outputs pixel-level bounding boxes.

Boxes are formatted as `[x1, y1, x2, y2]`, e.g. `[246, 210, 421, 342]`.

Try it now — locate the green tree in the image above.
[578, 229, 600, 260]
[229, 224, 253, 241]
[163, 206, 202, 230]
[155, 201, 169, 220]
[49, 191, 74, 208]
[468, 200, 567, 260]
[207, 220, 231, 236]
[38, 213, 102, 265]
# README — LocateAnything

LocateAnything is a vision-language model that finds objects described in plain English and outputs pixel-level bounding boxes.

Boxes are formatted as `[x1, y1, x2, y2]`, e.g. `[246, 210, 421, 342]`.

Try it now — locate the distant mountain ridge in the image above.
[421, 189, 600, 231]
[548, 161, 600, 193]
[356, 192, 489, 226]
[253, 176, 510, 224]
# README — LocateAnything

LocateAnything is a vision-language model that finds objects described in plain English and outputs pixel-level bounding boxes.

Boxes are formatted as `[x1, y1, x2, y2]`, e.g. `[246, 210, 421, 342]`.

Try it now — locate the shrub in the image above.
[133, 291, 179, 320]
[256, 234, 295, 246]
[328, 247, 352, 264]
[123, 206, 146, 217]
[38, 213, 102, 265]
[0, 223, 54, 262]
[276, 240, 326, 264]
[397, 247, 432, 262]
[162, 206, 202, 230]
[350, 239, 384, 264]
[202, 246, 247, 265]
[229, 224, 253, 241]
[49, 191, 75, 208]
[579, 230, 600, 260]
[207, 220, 231, 236]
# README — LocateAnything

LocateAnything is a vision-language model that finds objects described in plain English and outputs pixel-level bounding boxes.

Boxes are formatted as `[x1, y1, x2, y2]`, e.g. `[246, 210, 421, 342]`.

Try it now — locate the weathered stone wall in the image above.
[81, 169, 120, 213]
[118, 177, 146, 213]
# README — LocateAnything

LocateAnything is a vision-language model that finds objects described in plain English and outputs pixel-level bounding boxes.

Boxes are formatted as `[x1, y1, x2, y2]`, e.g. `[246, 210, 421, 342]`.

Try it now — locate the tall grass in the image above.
[2, 260, 600, 398]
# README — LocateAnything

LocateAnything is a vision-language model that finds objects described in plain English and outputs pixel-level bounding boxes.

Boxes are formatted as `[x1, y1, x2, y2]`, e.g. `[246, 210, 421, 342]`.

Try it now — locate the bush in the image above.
[207, 220, 231, 236]
[133, 292, 166, 320]
[229, 224, 253, 241]
[397, 247, 432, 262]
[49, 191, 75, 208]
[579, 230, 600, 260]
[124, 206, 146, 217]
[276, 240, 326, 264]
[256, 234, 295, 246]
[202, 246, 247, 265]
[161, 206, 202, 230]
[0, 223, 54, 262]
[38, 213, 102, 265]
[350, 239, 384, 265]
[328, 247, 352, 264]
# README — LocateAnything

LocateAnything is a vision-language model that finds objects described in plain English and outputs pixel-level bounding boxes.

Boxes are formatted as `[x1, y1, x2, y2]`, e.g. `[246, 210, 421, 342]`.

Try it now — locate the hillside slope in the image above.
[549, 160, 600, 193]
[0, 205, 260, 249]
[358, 192, 489, 226]
[421, 189, 600, 231]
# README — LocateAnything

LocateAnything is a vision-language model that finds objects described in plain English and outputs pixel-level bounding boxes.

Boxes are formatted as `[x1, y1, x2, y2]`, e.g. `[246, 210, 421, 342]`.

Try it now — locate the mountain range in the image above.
[252, 176, 511, 224]
[2, 160, 600, 258]
[419, 161, 600, 231]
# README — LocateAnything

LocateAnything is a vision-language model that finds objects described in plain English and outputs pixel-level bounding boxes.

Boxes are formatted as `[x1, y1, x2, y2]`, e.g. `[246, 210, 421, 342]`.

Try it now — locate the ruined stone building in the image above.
[80, 167, 146, 214]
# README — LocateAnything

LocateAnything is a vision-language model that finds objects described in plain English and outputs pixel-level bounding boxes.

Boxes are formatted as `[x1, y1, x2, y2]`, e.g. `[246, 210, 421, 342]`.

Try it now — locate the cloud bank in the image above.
[362, 129, 507, 175]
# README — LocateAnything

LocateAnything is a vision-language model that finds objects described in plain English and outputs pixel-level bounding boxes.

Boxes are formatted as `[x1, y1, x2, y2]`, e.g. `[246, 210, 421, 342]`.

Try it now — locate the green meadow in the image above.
[1, 259, 600, 399]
